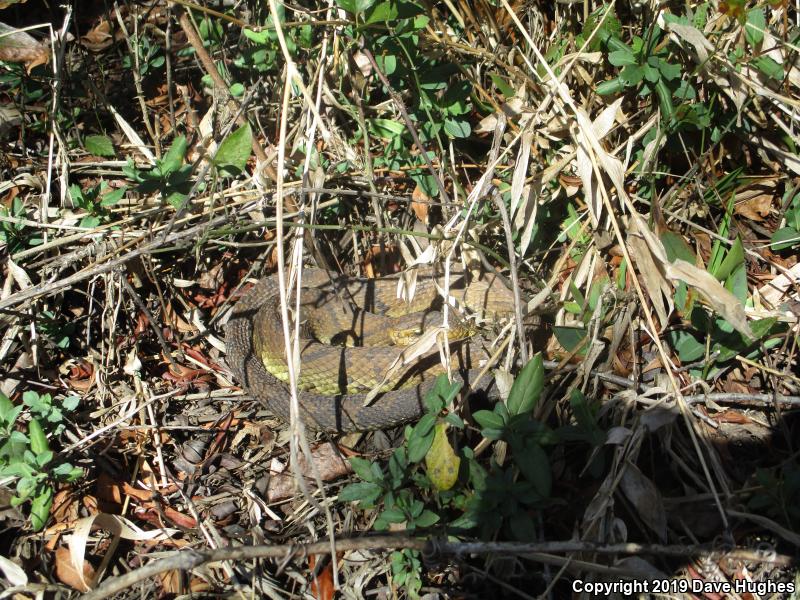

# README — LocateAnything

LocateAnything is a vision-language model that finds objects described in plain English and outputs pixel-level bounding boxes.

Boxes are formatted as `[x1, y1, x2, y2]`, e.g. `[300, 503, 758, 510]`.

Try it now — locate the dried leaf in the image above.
[54, 546, 94, 592]
[620, 463, 667, 541]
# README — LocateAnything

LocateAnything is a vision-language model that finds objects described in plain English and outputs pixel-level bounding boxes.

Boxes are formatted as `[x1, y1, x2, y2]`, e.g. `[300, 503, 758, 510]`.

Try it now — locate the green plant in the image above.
[69, 180, 126, 228]
[123, 135, 193, 208]
[0, 197, 43, 254]
[339, 355, 555, 595]
[748, 461, 800, 530]
[0, 392, 82, 531]
[770, 187, 800, 251]
[122, 33, 164, 77]
[22, 391, 79, 436]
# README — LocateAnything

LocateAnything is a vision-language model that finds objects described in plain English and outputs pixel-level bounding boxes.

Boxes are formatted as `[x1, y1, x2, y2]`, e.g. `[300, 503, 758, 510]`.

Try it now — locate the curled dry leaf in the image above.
[0, 21, 48, 67]
[411, 183, 430, 224]
[55, 546, 95, 593]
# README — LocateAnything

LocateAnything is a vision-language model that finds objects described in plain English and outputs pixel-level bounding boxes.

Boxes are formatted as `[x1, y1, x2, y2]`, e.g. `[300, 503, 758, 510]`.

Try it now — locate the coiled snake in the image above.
[224, 267, 515, 432]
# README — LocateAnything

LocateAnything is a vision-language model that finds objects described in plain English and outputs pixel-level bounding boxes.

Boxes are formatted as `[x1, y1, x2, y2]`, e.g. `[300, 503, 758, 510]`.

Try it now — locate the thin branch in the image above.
[82, 535, 795, 600]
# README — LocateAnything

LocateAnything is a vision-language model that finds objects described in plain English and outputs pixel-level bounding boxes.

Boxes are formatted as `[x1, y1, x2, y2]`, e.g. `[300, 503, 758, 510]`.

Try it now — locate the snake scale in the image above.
[224, 267, 515, 432]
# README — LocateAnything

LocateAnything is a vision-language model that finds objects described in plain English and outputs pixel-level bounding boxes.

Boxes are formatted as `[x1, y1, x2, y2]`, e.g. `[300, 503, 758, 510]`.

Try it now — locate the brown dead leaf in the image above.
[267, 442, 351, 503]
[54, 546, 95, 593]
[309, 555, 335, 600]
[411, 184, 430, 223]
[734, 186, 774, 222]
[80, 19, 115, 52]
[0, 22, 48, 67]
[164, 301, 195, 333]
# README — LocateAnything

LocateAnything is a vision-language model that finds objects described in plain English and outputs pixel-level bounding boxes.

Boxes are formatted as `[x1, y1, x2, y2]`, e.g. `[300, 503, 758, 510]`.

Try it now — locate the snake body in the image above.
[224, 268, 514, 432]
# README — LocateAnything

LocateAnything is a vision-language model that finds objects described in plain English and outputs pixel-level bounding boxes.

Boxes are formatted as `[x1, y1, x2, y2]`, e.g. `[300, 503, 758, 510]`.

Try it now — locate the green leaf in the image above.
[374, 54, 397, 75]
[29, 484, 53, 532]
[370, 118, 405, 139]
[27, 419, 48, 455]
[473, 409, 505, 430]
[335, 0, 376, 15]
[489, 73, 515, 97]
[365, 1, 399, 23]
[596, 77, 626, 96]
[443, 119, 471, 139]
[214, 123, 252, 176]
[667, 330, 705, 362]
[84, 135, 115, 157]
[506, 353, 544, 416]
[349, 457, 377, 482]
[714, 236, 744, 281]
[753, 55, 785, 81]
[643, 64, 660, 83]
[608, 48, 636, 66]
[380, 506, 406, 523]
[424, 375, 461, 413]
[745, 8, 765, 47]
[514, 442, 551, 499]
[413, 509, 440, 528]
[620, 65, 645, 86]
[661, 230, 696, 263]
[159, 135, 187, 176]
[407, 416, 436, 463]
[338, 481, 382, 503]
[769, 227, 799, 250]
[100, 187, 126, 207]
[656, 59, 682, 81]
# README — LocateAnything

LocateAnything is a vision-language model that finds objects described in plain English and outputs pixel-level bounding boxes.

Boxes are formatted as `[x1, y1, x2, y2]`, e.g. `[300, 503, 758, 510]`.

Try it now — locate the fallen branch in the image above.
[82, 534, 795, 600]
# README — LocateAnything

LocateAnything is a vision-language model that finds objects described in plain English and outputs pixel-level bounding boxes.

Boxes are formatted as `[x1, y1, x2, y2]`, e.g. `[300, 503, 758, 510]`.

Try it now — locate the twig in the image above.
[81, 535, 795, 600]
[493, 192, 528, 364]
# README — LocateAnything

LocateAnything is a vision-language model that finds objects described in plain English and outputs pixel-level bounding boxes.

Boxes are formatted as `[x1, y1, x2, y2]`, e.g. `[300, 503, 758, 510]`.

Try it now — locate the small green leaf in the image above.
[27, 419, 48, 455]
[413, 509, 440, 528]
[506, 353, 544, 416]
[514, 442, 551, 498]
[745, 8, 765, 47]
[656, 59, 681, 81]
[752, 55, 784, 80]
[473, 410, 505, 430]
[668, 330, 705, 362]
[596, 77, 626, 95]
[338, 481, 382, 503]
[100, 187, 126, 207]
[214, 123, 252, 176]
[620, 64, 645, 86]
[335, 0, 376, 15]
[661, 230, 696, 263]
[769, 227, 799, 250]
[84, 135, 115, 157]
[349, 457, 376, 482]
[379, 506, 406, 523]
[159, 135, 187, 176]
[714, 236, 744, 281]
[489, 73, 515, 98]
[29, 485, 53, 532]
[443, 119, 471, 139]
[608, 48, 636, 66]
[407, 418, 436, 463]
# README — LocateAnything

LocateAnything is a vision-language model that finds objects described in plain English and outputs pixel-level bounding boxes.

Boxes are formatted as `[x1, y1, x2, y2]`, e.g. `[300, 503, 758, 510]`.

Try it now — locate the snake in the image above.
[224, 267, 515, 432]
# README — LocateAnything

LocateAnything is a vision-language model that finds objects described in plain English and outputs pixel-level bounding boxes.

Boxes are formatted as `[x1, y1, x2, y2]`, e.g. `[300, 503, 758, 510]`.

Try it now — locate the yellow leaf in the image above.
[425, 423, 460, 491]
